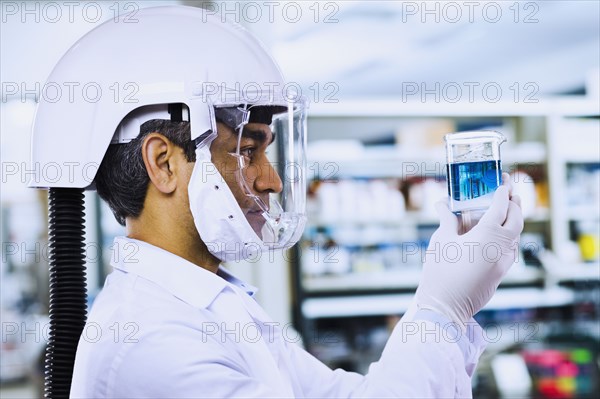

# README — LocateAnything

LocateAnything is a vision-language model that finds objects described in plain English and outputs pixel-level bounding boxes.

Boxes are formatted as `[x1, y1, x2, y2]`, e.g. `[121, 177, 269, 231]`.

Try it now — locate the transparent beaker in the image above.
[444, 131, 506, 233]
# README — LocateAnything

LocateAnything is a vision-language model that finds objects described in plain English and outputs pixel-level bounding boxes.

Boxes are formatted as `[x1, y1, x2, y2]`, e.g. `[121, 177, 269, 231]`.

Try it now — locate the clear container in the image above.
[444, 131, 506, 233]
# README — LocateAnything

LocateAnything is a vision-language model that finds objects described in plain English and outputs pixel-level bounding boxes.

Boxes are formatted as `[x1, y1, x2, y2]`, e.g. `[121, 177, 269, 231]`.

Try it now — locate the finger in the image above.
[479, 185, 510, 226]
[501, 172, 513, 196]
[502, 200, 524, 236]
[510, 194, 522, 209]
[435, 200, 459, 234]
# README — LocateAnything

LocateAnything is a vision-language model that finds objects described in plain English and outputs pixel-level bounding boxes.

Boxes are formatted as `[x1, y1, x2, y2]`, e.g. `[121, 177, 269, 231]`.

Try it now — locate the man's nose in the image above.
[254, 159, 283, 194]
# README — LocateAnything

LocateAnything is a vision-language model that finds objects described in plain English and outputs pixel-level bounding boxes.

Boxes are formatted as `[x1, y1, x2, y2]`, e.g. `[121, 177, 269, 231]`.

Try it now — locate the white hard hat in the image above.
[30, 5, 285, 188]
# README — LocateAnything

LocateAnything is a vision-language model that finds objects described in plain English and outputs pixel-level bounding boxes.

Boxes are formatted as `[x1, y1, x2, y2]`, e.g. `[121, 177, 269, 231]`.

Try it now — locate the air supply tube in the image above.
[45, 188, 88, 398]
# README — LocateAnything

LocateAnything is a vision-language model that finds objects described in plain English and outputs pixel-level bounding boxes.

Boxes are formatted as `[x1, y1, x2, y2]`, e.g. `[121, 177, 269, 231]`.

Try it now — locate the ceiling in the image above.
[1, 1, 598, 100]
[252, 1, 600, 97]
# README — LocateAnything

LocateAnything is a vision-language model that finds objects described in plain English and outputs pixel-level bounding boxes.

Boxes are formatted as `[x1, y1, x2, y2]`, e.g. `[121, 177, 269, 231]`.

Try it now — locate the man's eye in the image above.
[240, 147, 255, 158]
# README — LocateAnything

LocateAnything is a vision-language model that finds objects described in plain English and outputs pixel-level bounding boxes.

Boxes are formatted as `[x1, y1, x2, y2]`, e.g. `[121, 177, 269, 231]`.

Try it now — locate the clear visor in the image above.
[209, 96, 307, 248]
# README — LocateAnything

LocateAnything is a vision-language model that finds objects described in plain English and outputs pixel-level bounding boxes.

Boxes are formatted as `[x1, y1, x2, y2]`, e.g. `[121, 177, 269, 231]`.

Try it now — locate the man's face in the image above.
[209, 122, 283, 237]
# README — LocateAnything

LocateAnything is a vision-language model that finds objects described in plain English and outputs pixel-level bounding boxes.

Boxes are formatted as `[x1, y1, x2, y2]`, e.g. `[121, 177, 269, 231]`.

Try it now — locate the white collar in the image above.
[110, 236, 257, 309]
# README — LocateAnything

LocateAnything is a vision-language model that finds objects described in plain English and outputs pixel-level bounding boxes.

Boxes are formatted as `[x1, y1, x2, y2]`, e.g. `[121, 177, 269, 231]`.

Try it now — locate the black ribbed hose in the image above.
[45, 188, 87, 398]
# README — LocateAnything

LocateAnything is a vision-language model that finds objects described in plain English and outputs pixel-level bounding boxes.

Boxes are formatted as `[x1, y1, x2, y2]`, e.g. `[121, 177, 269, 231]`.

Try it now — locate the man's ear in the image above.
[141, 133, 177, 194]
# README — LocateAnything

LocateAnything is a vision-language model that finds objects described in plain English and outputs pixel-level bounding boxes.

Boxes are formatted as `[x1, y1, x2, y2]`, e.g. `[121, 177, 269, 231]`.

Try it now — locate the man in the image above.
[32, 6, 522, 398]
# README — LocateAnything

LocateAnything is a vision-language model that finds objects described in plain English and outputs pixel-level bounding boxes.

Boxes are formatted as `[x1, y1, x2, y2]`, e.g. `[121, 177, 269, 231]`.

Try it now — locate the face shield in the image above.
[188, 94, 308, 262]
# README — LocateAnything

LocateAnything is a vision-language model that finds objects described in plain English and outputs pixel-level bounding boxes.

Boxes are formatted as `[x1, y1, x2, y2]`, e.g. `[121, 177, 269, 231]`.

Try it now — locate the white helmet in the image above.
[30, 5, 308, 261]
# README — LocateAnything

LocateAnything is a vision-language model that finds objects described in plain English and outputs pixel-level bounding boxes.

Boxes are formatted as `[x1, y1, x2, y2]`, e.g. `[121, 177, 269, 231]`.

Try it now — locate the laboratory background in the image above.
[1, 1, 599, 397]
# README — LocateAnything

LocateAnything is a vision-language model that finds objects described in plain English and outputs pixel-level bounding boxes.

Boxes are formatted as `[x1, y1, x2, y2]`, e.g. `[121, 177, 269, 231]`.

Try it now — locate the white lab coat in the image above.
[70, 237, 486, 398]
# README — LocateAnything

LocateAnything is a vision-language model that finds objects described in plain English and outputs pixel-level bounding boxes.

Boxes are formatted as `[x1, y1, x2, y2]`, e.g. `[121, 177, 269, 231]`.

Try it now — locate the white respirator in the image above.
[112, 95, 308, 262]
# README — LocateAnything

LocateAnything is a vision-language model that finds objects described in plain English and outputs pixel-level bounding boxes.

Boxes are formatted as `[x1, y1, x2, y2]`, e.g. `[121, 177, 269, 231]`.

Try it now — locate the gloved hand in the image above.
[414, 173, 524, 330]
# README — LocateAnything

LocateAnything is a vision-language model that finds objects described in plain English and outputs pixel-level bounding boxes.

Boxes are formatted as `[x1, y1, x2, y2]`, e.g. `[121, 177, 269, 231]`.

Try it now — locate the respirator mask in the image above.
[188, 93, 307, 262]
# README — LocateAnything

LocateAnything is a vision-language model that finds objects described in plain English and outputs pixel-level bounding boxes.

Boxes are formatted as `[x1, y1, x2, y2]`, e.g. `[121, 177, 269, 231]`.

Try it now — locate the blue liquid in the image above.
[447, 160, 502, 201]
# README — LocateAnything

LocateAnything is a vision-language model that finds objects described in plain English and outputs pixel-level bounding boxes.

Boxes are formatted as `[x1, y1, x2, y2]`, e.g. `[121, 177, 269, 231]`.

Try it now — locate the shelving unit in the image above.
[291, 97, 600, 374]
[302, 286, 576, 320]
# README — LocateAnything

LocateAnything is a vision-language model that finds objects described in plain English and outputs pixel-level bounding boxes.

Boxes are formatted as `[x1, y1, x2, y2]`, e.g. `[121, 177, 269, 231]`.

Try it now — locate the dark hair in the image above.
[94, 119, 196, 226]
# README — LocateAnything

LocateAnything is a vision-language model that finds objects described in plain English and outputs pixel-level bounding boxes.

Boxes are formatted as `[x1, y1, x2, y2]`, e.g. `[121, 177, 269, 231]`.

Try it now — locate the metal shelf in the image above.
[302, 266, 544, 293]
[302, 294, 414, 319]
[540, 252, 600, 283]
[555, 264, 600, 282]
[485, 286, 574, 310]
[307, 212, 438, 227]
[308, 98, 600, 118]
[303, 269, 422, 292]
[308, 143, 546, 180]
[307, 208, 550, 228]
[567, 206, 600, 221]
[302, 287, 575, 319]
